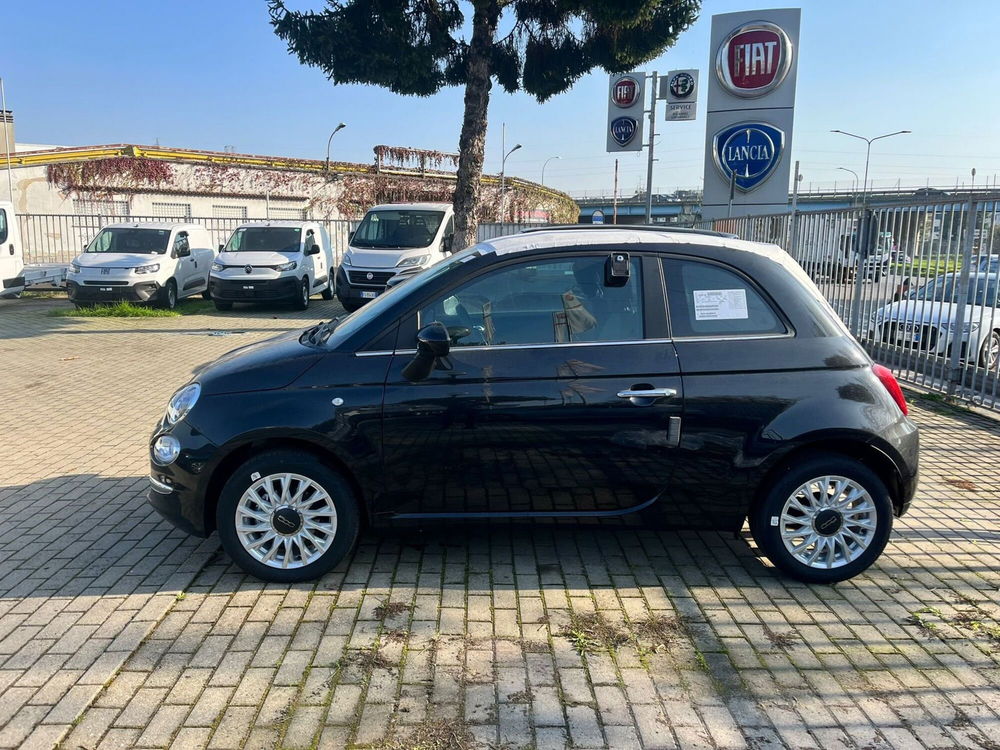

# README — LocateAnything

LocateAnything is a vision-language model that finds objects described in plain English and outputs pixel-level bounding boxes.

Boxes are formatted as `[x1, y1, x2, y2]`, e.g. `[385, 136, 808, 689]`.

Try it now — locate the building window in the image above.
[212, 204, 248, 219]
[269, 206, 307, 220]
[73, 199, 129, 217]
[150, 202, 192, 219]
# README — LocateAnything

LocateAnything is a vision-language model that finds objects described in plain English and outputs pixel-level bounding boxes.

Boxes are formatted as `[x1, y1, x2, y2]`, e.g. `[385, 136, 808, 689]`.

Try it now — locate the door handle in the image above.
[617, 387, 677, 401]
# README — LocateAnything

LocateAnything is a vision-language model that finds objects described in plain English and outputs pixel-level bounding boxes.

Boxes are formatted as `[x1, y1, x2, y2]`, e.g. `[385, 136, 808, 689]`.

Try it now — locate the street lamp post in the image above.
[831, 129, 910, 336]
[541, 156, 560, 187]
[837, 166, 859, 205]
[325, 122, 347, 172]
[500, 143, 522, 221]
[830, 129, 910, 208]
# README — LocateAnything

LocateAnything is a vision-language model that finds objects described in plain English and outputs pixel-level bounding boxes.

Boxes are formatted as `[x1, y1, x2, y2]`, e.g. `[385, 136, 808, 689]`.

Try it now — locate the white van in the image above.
[210, 221, 334, 311]
[335, 202, 455, 311]
[0, 201, 68, 298]
[68, 222, 214, 309]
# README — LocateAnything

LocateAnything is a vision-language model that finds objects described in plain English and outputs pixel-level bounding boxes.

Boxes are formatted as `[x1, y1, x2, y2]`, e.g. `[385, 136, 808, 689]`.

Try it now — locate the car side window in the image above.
[663, 257, 786, 337]
[0, 209, 7, 244]
[419, 255, 643, 347]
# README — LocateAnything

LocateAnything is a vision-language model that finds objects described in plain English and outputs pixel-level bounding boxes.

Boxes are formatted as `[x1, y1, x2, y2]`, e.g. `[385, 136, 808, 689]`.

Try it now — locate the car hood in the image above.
[74, 253, 164, 268]
[192, 329, 324, 395]
[345, 246, 431, 269]
[217, 251, 299, 267]
[874, 300, 998, 326]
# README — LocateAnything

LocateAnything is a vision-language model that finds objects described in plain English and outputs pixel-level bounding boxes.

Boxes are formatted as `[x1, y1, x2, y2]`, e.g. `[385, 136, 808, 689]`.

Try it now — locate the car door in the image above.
[193, 230, 213, 290]
[171, 232, 195, 294]
[379, 252, 684, 519]
[304, 228, 323, 290]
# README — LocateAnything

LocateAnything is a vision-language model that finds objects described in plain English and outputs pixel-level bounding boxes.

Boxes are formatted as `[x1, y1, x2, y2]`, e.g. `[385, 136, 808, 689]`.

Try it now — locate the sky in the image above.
[4, 0, 999, 198]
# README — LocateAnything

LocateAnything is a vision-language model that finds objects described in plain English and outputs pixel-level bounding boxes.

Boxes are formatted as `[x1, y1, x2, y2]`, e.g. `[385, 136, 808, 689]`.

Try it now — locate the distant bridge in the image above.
[574, 186, 966, 223]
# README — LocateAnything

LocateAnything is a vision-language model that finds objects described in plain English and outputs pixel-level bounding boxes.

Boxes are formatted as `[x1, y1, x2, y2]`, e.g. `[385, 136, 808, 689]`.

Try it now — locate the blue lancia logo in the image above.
[610, 117, 638, 147]
[713, 123, 785, 192]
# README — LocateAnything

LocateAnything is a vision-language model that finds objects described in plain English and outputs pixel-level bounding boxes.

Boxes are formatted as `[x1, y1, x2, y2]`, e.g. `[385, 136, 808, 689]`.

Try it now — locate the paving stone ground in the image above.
[1, 294, 998, 750]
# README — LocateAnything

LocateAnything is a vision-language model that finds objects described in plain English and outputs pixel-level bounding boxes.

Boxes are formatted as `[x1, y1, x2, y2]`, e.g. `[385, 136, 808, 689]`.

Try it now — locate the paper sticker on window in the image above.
[692, 289, 749, 320]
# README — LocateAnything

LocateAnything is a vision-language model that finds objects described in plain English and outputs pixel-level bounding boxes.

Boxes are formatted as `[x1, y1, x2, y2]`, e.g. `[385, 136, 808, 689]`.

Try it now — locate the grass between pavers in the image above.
[48, 299, 216, 318]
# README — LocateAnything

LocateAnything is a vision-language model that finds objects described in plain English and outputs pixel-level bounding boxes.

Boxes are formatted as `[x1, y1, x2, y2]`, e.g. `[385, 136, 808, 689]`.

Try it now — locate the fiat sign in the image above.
[610, 76, 640, 108]
[716, 21, 792, 97]
[606, 72, 645, 152]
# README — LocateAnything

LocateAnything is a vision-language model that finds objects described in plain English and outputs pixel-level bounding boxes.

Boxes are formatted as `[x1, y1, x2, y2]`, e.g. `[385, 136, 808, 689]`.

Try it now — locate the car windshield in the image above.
[911, 274, 1000, 307]
[352, 210, 444, 249]
[86, 228, 171, 255]
[319, 247, 483, 347]
[223, 227, 302, 254]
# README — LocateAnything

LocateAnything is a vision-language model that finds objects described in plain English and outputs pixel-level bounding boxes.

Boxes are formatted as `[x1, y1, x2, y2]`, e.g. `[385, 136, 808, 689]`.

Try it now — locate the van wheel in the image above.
[292, 278, 310, 311]
[749, 453, 893, 584]
[159, 279, 178, 310]
[340, 300, 361, 313]
[202, 287, 212, 301]
[216, 450, 360, 583]
[321, 276, 335, 300]
[214, 300, 233, 311]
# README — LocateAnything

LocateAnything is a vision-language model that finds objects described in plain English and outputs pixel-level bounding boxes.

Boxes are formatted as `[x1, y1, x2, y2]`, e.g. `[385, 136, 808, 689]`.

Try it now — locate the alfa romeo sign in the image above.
[716, 21, 793, 98]
[662, 69, 699, 122]
[712, 122, 785, 192]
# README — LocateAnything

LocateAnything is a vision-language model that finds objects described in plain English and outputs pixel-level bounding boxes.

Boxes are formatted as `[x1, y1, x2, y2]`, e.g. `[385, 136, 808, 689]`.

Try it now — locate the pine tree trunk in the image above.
[453, 0, 499, 250]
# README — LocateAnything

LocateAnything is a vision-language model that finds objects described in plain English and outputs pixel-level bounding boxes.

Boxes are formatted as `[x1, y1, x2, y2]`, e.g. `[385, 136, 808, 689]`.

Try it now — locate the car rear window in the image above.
[663, 258, 787, 338]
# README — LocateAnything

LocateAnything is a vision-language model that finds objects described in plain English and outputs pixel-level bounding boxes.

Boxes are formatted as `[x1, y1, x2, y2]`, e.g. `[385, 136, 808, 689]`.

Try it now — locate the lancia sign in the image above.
[610, 117, 639, 147]
[713, 122, 785, 192]
[716, 21, 792, 97]
[610, 76, 640, 108]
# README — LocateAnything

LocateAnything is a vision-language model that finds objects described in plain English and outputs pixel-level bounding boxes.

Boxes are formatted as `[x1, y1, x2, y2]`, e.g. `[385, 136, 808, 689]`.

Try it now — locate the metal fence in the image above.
[16, 214, 539, 266]
[716, 197, 1000, 412]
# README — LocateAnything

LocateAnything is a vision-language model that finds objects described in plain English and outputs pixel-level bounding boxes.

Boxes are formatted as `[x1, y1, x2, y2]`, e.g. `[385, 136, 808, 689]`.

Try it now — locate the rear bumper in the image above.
[67, 280, 160, 302]
[210, 276, 299, 302]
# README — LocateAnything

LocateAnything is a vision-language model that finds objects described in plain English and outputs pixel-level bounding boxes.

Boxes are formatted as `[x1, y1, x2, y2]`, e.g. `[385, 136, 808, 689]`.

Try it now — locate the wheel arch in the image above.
[201, 436, 370, 534]
[751, 437, 907, 519]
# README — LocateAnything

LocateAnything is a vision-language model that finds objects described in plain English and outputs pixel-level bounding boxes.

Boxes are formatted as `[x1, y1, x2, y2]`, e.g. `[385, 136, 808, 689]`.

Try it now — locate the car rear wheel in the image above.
[216, 450, 360, 583]
[979, 330, 1000, 371]
[749, 454, 893, 584]
[321, 276, 335, 300]
[292, 278, 310, 310]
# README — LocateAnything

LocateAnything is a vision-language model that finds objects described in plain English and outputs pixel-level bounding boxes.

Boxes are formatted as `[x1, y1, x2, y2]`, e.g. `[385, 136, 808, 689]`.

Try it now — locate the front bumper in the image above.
[335, 265, 421, 303]
[147, 419, 219, 537]
[67, 279, 160, 302]
[210, 276, 299, 302]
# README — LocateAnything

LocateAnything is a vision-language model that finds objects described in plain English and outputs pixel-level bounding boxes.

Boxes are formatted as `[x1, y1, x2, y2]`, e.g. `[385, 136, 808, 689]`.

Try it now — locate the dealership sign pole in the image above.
[701, 9, 801, 222]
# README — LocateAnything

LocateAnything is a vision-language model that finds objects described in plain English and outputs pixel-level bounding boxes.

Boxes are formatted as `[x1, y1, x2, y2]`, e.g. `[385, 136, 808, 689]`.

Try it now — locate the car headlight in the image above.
[134, 263, 160, 274]
[342, 253, 353, 266]
[165, 383, 201, 425]
[69, 263, 81, 274]
[275, 260, 297, 272]
[152, 435, 181, 466]
[396, 254, 430, 268]
[211, 262, 224, 272]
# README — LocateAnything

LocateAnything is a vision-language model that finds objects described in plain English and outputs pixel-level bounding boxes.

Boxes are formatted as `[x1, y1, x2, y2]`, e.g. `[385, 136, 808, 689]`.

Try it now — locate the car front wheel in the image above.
[292, 278, 310, 310]
[979, 330, 1000, 371]
[159, 279, 178, 310]
[216, 450, 360, 582]
[750, 454, 893, 584]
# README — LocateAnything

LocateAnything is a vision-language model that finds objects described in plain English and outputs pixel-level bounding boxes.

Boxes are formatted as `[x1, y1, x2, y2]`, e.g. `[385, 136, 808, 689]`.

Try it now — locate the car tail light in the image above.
[873, 364, 908, 416]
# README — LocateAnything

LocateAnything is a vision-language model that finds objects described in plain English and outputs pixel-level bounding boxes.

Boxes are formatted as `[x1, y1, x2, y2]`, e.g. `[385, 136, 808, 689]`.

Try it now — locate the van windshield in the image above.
[223, 227, 302, 254]
[352, 210, 444, 249]
[86, 228, 171, 255]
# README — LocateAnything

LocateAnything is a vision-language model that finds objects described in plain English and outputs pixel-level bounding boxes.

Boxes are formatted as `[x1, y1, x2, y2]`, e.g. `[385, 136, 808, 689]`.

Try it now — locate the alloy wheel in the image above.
[778, 475, 877, 569]
[235, 472, 338, 569]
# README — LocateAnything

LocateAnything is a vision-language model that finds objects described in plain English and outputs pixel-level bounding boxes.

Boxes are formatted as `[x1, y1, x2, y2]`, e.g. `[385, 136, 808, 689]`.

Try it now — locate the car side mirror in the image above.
[442, 234, 454, 253]
[175, 242, 191, 258]
[306, 244, 321, 256]
[402, 322, 450, 382]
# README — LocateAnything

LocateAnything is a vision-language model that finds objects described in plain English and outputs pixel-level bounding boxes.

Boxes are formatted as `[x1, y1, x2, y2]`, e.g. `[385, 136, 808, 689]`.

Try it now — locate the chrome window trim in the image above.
[356, 338, 674, 357]
[672, 332, 795, 343]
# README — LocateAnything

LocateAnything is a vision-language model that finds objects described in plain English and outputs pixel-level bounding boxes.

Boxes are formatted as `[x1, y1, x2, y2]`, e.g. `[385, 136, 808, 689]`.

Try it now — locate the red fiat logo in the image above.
[717, 22, 792, 97]
[611, 76, 640, 108]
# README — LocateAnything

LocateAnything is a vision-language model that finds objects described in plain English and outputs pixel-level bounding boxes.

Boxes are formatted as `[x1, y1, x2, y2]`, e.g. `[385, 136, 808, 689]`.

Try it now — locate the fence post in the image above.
[946, 198, 978, 399]
[848, 209, 871, 336]
[787, 209, 801, 261]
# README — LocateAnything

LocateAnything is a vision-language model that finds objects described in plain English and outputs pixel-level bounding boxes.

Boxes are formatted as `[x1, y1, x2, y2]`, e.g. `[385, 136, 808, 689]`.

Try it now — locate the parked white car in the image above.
[335, 202, 455, 311]
[869, 272, 1000, 370]
[210, 221, 334, 311]
[67, 223, 214, 309]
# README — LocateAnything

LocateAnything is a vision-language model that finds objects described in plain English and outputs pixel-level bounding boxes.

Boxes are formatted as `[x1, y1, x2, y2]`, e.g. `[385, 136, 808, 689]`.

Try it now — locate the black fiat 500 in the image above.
[148, 227, 918, 584]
